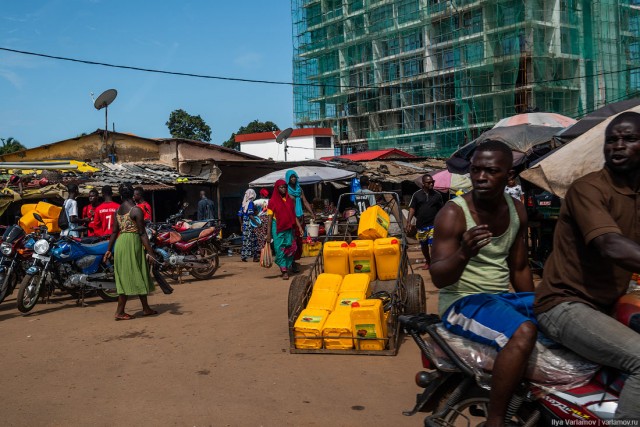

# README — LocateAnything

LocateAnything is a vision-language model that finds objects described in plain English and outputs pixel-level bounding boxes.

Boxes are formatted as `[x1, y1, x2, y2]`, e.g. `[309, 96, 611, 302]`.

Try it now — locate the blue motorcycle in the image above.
[17, 213, 118, 313]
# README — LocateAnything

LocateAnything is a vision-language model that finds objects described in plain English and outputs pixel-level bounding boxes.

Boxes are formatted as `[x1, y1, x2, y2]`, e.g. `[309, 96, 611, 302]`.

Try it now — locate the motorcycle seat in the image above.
[79, 240, 110, 255]
[178, 227, 214, 242]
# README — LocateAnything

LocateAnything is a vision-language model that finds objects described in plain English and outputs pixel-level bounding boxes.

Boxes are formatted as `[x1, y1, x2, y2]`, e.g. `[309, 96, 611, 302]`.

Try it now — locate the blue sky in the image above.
[0, 1, 294, 148]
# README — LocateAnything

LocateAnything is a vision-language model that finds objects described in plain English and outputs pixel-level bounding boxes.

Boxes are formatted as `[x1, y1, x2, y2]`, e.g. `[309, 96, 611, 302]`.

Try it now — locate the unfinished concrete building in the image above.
[292, 0, 640, 156]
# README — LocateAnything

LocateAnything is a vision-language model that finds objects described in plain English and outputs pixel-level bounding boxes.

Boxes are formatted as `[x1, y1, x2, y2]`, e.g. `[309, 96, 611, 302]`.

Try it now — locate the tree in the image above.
[0, 137, 26, 155]
[223, 120, 280, 150]
[166, 109, 212, 142]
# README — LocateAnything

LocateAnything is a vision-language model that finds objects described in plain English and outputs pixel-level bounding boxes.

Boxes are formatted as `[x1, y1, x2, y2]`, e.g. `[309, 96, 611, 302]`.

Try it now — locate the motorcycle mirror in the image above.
[33, 213, 44, 223]
[183, 202, 189, 208]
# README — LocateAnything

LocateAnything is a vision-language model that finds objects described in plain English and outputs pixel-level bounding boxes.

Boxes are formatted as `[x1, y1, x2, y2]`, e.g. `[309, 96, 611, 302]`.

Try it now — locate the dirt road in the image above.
[0, 251, 438, 427]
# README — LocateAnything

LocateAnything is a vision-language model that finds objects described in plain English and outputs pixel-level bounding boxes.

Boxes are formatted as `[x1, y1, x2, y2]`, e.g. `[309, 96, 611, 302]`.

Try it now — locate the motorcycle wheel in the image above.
[0, 270, 15, 304]
[190, 244, 220, 280]
[17, 273, 42, 313]
[439, 386, 532, 426]
[97, 288, 119, 302]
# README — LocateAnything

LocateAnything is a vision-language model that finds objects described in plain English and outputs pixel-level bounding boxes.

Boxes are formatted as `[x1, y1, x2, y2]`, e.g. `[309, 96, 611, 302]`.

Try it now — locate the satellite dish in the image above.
[93, 89, 118, 160]
[276, 128, 293, 144]
[94, 89, 117, 110]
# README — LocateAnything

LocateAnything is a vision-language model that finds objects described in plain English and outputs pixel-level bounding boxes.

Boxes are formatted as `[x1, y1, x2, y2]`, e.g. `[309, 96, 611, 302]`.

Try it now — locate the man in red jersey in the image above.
[80, 189, 101, 236]
[93, 185, 120, 236]
[134, 186, 152, 222]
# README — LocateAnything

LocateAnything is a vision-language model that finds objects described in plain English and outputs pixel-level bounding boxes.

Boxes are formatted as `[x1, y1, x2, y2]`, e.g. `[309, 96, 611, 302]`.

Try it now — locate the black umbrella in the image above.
[446, 124, 563, 174]
[555, 98, 640, 142]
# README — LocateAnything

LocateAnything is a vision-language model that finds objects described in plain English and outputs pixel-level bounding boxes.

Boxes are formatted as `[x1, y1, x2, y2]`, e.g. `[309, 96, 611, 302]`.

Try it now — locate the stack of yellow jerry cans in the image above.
[19, 202, 62, 233]
[294, 206, 403, 351]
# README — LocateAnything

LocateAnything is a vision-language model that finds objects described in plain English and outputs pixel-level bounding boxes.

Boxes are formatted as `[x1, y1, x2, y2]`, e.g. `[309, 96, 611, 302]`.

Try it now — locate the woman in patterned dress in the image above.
[104, 182, 158, 320]
[238, 189, 259, 262]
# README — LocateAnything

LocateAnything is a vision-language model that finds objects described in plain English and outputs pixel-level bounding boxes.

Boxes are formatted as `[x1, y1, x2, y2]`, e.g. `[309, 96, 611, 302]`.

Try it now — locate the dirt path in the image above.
[0, 250, 438, 427]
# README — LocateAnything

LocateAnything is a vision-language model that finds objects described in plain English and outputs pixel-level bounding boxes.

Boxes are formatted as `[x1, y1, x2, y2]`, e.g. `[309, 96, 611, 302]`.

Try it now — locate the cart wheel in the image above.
[405, 274, 426, 315]
[288, 275, 311, 321]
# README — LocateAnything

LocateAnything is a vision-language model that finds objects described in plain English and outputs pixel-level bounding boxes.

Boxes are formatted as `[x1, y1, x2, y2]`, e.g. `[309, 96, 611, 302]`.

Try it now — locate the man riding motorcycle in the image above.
[534, 111, 640, 421]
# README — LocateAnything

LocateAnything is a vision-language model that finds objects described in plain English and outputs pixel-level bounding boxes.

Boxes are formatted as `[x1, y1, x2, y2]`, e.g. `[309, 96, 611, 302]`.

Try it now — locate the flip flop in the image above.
[142, 310, 158, 316]
[421, 264, 430, 270]
[115, 313, 135, 321]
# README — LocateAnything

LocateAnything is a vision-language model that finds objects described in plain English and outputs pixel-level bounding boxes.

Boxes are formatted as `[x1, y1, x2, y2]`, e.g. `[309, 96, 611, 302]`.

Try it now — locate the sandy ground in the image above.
[0, 247, 439, 427]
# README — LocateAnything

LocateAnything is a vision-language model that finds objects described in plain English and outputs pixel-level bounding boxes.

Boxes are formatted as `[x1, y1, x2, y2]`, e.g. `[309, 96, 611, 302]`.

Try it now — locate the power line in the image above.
[1, 46, 639, 92]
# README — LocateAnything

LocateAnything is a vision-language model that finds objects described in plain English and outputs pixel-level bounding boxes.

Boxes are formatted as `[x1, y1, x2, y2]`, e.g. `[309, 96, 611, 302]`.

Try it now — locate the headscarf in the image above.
[241, 189, 256, 213]
[259, 188, 269, 198]
[285, 170, 303, 217]
[268, 179, 297, 233]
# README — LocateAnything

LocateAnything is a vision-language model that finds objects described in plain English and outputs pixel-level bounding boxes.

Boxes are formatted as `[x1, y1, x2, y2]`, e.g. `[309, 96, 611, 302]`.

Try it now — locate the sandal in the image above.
[115, 313, 135, 321]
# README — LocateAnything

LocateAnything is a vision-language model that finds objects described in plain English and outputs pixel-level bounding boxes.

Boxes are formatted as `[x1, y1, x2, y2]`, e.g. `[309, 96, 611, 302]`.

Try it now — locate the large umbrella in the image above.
[520, 104, 640, 198]
[494, 112, 577, 129]
[555, 98, 640, 142]
[446, 124, 564, 174]
[249, 166, 356, 187]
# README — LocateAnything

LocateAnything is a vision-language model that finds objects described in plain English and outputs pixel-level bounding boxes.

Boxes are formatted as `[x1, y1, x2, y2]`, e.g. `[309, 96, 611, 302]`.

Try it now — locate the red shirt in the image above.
[93, 201, 120, 236]
[82, 204, 99, 236]
[137, 201, 152, 221]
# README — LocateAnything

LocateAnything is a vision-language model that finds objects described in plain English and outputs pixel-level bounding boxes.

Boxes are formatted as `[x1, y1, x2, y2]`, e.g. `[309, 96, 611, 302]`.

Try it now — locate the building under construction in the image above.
[292, 0, 640, 157]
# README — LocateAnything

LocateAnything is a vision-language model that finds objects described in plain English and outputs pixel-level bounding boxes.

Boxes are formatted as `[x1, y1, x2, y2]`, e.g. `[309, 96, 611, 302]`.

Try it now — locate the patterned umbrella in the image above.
[493, 112, 577, 129]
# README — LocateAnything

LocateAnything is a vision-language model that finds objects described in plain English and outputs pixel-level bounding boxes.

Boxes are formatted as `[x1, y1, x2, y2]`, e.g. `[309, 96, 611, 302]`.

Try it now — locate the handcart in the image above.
[287, 192, 427, 355]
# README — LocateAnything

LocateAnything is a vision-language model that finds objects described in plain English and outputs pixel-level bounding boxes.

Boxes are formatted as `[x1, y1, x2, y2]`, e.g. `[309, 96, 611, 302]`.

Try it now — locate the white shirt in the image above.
[61, 198, 79, 237]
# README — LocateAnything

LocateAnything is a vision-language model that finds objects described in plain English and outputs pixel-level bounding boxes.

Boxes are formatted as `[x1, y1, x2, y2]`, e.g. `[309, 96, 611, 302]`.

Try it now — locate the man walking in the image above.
[406, 174, 444, 270]
[430, 141, 536, 427]
[197, 190, 216, 221]
[535, 111, 640, 421]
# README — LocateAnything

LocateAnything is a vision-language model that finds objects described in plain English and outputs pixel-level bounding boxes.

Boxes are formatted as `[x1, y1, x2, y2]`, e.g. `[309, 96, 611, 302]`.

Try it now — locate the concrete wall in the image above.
[241, 136, 334, 161]
[0, 133, 160, 163]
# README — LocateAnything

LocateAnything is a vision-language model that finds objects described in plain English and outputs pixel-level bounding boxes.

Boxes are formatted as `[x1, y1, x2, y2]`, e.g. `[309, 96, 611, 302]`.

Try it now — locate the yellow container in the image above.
[348, 240, 377, 281]
[373, 237, 401, 280]
[323, 309, 354, 350]
[351, 299, 387, 351]
[340, 273, 371, 295]
[323, 241, 350, 276]
[20, 204, 37, 216]
[306, 289, 338, 312]
[35, 202, 62, 219]
[313, 273, 343, 293]
[18, 212, 39, 233]
[357, 205, 390, 240]
[43, 219, 61, 233]
[335, 291, 367, 310]
[294, 308, 329, 349]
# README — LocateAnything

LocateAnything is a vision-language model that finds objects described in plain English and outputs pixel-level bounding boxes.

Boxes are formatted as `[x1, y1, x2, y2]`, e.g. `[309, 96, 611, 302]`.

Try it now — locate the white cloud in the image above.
[0, 68, 23, 88]
[234, 52, 263, 69]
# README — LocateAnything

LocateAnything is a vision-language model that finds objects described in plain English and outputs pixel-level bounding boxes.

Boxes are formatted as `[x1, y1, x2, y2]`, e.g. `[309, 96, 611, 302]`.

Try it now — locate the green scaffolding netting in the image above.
[292, 0, 640, 157]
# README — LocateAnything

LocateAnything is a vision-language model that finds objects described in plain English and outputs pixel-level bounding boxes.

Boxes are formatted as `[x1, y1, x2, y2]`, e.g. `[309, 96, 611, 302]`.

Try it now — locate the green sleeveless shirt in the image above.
[438, 194, 520, 316]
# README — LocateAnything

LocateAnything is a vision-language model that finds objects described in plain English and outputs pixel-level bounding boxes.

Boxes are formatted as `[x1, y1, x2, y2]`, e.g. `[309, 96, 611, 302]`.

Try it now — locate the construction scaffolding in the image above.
[292, 0, 640, 157]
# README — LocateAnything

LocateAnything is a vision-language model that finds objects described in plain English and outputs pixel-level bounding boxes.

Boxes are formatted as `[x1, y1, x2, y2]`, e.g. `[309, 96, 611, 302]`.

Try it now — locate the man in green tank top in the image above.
[431, 140, 536, 427]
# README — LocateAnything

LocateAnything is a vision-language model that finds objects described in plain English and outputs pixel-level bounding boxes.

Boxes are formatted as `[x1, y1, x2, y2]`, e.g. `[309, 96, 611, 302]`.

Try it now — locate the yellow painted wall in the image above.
[0, 133, 160, 163]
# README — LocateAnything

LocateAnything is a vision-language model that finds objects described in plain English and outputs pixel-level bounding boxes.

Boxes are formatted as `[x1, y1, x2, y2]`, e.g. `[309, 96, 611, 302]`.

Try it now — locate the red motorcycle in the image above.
[0, 224, 35, 304]
[400, 292, 640, 426]
[146, 217, 222, 282]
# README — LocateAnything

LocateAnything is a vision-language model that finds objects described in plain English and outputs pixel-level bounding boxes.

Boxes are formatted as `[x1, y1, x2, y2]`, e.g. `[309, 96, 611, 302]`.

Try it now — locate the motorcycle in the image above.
[146, 209, 222, 282]
[16, 213, 118, 313]
[0, 224, 34, 304]
[400, 309, 639, 426]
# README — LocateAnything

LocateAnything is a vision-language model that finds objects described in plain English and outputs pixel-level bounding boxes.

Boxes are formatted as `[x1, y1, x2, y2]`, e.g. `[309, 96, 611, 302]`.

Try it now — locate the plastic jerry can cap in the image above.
[349, 242, 356, 247]
[390, 239, 398, 244]
[341, 243, 349, 248]
[351, 302, 360, 308]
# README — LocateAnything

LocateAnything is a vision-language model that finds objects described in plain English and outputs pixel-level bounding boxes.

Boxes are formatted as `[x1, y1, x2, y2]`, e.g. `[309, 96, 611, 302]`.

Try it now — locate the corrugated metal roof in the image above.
[320, 149, 416, 161]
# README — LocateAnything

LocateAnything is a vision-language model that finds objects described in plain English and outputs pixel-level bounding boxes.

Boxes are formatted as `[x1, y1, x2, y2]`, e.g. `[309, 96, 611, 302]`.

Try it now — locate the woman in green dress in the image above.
[104, 182, 159, 320]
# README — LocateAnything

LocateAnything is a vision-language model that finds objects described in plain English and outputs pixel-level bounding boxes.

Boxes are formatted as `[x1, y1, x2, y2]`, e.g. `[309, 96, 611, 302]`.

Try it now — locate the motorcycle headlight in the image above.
[0, 242, 12, 256]
[34, 239, 50, 255]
